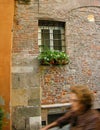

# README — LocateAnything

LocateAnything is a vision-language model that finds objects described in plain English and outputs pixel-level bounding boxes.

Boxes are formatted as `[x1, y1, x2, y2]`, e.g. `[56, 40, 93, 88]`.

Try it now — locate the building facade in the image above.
[12, 0, 100, 130]
[0, 0, 14, 130]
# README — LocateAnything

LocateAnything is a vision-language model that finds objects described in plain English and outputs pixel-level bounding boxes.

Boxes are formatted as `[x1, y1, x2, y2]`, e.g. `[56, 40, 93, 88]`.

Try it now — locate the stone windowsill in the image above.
[41, 103, 71, 108]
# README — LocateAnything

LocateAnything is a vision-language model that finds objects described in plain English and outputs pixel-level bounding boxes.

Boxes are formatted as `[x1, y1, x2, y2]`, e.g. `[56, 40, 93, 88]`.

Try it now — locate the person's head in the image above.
[70, 85, 94, 112]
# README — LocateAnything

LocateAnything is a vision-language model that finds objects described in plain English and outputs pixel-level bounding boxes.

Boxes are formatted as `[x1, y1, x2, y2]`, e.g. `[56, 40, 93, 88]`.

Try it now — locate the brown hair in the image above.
[70, 85, 94, 110]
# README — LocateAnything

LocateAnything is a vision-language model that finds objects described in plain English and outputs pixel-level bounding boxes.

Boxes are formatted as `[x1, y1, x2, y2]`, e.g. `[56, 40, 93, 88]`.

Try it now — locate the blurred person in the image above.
[40, 85, 100, 130]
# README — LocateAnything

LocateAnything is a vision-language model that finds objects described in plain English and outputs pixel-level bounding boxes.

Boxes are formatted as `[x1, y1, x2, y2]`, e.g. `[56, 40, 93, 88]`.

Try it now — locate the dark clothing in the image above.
[56, 109, 100, 130]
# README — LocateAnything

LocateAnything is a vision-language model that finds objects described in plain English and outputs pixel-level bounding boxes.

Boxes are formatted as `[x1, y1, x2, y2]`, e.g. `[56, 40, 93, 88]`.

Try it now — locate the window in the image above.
[38, 20, 66, 52]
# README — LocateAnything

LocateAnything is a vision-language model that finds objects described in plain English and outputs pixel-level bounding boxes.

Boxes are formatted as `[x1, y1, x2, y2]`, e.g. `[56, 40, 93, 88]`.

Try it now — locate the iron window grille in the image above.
[38, 20, 66, 52]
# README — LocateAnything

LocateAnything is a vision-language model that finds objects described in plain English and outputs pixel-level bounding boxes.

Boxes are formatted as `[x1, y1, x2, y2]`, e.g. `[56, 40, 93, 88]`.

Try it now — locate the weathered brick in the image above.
[12, 0, 100, 129]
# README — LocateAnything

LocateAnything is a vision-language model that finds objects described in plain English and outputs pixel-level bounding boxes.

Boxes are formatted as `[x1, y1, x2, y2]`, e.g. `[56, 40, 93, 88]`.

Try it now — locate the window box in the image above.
[38, 50, 69, 66]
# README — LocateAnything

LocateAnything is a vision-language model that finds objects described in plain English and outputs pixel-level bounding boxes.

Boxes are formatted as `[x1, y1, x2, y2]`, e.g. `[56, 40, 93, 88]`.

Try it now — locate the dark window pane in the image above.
[53, 30, 62, 51]
[41, 29, 50, 50]
[48, 113, 64, 124]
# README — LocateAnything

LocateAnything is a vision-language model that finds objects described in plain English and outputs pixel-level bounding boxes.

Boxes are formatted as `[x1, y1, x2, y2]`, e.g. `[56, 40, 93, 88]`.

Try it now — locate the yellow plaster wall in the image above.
[0, 0, 14, 130]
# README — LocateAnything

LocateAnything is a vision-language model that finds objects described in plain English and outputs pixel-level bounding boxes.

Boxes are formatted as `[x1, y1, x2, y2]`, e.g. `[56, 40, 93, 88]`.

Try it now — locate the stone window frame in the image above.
[38, 20, 66, 52]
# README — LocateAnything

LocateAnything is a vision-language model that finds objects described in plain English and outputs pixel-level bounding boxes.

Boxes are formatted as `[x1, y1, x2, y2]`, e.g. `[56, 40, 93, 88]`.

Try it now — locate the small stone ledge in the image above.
[41, 103, 71, 108]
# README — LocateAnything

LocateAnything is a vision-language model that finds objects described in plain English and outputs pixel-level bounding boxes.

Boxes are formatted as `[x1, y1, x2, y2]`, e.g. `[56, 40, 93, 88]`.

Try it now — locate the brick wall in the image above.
[12, 0, 100, 129]
[40, 7, 100, 108]
[12, 0, 41, 130]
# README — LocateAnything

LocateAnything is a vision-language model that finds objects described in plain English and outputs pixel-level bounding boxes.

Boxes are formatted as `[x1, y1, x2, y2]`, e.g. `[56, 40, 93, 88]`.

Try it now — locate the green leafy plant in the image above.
[0, 96, 9, 130]
[0, 108, 4, 130]
[38, 50, 69, 65]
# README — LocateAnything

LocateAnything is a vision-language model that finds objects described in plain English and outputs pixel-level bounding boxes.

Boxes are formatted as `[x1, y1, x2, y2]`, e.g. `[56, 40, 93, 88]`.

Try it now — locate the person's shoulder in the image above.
[88, 109, 100, 120]
[82, 109, 100, 125]
[91, 109, 100, 116]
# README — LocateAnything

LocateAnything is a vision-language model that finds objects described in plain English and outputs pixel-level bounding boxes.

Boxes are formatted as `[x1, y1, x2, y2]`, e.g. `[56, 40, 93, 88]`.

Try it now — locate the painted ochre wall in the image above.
[0, 0, 14, 130]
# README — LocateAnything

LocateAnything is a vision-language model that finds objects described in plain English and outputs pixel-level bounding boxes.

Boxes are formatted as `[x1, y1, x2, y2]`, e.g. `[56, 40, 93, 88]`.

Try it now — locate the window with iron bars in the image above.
[38, 20, 66, 52]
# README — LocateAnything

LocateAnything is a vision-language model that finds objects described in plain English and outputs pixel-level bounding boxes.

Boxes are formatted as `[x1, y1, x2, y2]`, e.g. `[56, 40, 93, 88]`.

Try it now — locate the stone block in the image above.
[29, 116, 41, 130]
[12, 106, 41, 130]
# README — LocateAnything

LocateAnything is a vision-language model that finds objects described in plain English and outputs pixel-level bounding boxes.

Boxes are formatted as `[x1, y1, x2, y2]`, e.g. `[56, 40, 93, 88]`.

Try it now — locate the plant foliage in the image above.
[38, 50, 69, 65]
[0, 108, 4, 130]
